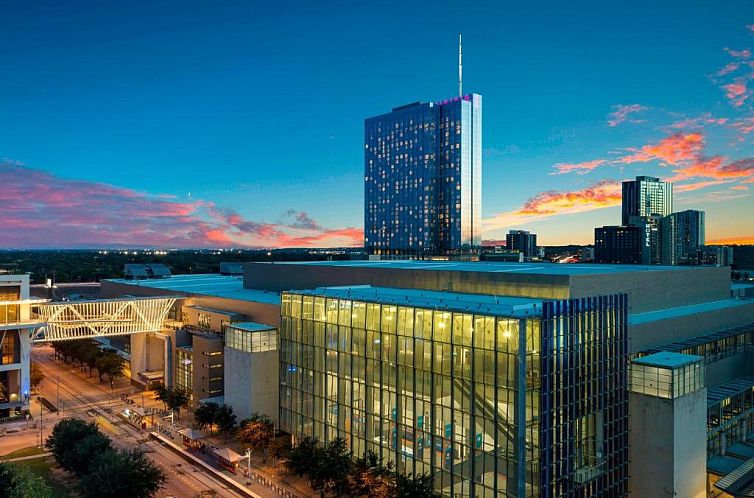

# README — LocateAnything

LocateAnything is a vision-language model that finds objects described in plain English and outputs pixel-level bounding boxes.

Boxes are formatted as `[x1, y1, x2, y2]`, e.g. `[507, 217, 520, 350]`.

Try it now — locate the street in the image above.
[16, 344, 256, 498]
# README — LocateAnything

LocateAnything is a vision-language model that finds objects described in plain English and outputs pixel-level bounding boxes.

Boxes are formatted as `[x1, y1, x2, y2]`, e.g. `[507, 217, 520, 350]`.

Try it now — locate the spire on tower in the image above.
[458, 33, 463, 97]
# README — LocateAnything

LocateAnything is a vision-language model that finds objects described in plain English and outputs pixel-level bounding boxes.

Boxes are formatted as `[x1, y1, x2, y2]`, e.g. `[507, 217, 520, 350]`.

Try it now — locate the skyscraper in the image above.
[621, 176, 673, 226]
[506, 229, 538, 260]
[661, 210, 705, 265]
[364, 94, 482, 255]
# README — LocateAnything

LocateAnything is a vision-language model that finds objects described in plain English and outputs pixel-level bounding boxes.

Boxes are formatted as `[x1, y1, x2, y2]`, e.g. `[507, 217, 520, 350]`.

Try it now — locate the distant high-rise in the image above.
[622, 176, 673, 226]
[506, 230, 538, 260]
[364, 94, 482, 255]
[661, 210, 705, 265]
[594, 225, 643, 264]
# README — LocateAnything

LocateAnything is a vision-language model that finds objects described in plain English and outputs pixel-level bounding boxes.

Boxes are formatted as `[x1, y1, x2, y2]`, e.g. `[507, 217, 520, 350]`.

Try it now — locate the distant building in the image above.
[622, 176, 673, 226]
[700, 245, 733, 267]
[628, 215, 662, 265]
[661, 210, 705, 265]
[594, 226, 642, 264]
[219, 262, 244, 276]
[124, 263, 172, 280]
[364, 94, 482, 256]
[505, 230, 538, 260]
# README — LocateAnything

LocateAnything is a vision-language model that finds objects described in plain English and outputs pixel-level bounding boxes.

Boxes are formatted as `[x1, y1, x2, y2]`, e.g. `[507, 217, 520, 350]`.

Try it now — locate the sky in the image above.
[1, 0, 753, 248]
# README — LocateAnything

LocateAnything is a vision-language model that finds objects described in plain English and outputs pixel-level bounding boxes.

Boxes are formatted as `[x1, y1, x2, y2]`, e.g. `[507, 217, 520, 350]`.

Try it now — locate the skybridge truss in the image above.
[32, 296, 177, 342]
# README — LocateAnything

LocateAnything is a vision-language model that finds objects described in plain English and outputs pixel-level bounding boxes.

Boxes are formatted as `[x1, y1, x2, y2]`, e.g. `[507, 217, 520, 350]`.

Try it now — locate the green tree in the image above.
[0, 462, 53, 498]
[213, 404, 237, 441]
[310, 438, 353, 497]
[29, 361, 44, 389]
[78, 448, 166, 498]
[348, 451, 395, 497]
[287, 436, 319, 477]
[193, 402, 219, 434]
[46, 418, 109, 475]
[395, 472, 437, 498]
[167, 387, 190, 419]
[236, 413, 274, 461]
[95, 351, 124, 383]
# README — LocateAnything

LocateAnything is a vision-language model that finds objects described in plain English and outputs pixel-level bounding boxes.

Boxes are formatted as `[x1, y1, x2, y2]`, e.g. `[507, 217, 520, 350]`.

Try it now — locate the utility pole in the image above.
[39, 401, 43, 448]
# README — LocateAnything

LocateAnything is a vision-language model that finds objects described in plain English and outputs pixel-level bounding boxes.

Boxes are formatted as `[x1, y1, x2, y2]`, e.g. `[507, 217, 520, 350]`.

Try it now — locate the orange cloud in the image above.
[618, 133, 704, 165]
[731, 185, 749, 191]
[483, 181, 622, 232]
[550, 159, 607, 175]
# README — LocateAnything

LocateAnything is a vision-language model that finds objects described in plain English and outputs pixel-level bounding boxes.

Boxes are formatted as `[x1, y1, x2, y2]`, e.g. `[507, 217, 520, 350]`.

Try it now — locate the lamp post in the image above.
[38, 401, 43, 448]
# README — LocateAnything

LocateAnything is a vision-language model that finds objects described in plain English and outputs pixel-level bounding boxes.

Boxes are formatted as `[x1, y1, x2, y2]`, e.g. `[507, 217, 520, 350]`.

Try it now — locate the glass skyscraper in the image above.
[364, 94, 482, 256]
[621, 176, 673, 226]
[279, 287, 628, 498]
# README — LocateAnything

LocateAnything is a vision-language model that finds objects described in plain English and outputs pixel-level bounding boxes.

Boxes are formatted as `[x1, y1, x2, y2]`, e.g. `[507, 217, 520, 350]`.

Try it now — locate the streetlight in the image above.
[243, 448, 252, 483]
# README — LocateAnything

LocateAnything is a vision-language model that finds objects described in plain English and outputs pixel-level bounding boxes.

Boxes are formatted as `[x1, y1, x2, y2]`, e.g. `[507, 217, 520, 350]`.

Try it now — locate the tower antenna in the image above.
[458, 33, 463, 97]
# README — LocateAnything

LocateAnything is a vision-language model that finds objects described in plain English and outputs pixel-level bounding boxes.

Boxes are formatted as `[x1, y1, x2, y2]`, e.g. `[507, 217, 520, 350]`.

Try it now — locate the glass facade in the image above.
[225, 324, 278, 353]
[0, 330, 20, 365]
[280, 290, 628, 498]
[175, 347, 193, 394]
[0, 286, 21, 325]
[621, 176, 673, 226]
[364, 94, 482, 255]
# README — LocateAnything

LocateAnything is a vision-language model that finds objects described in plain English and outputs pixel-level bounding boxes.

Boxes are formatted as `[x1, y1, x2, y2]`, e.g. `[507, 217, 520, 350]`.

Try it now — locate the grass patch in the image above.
[16, 456, 76, 498]
[0, 445, 48, 459]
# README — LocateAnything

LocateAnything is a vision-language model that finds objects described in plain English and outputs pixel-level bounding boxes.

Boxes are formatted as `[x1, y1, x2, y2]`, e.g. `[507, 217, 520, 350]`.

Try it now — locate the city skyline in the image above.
[2, 1, 753, 248]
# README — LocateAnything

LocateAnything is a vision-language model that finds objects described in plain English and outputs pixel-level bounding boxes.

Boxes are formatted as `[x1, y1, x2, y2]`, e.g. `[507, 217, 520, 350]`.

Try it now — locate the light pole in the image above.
[244, 448, 252, 481]
[38, 401, 43, 448]
[57, 375, 60, 417]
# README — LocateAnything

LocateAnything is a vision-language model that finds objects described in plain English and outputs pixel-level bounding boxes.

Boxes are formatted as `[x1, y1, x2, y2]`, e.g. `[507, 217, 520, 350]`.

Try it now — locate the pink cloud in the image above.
[607, 104, 647, 127]
[665, 114, 729, 131]
[723, 81, 749, 107]
[550, 159, 607, 175]
[717, 62, 741, 77]
[731, 185, 749, 191]
[0, 162, 362, 249]
[731, 117, 754, 135]
[724, 47, 753, 59]
[617, 133, 705, 165]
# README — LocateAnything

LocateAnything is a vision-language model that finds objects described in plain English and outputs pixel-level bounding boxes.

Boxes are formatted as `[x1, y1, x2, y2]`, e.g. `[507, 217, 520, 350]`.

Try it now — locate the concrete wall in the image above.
[191, 333, 224, 401]
[224, 347, 279, 424]
[629, 388, 707, 498]
[245, 262, 572, 299]
[245, 262, 730, 314]
[571, 266, 730, 313]
[629, 301, 754, 353]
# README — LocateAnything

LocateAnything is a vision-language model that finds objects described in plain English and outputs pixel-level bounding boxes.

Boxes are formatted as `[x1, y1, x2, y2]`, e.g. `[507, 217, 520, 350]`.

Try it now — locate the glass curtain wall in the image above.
[280, 291, 540, 498]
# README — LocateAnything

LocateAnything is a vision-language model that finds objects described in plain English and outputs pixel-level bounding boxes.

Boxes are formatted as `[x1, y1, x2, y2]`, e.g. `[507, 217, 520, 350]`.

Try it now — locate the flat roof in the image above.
[629, 299, 754, 325]
[105, 274, 280, 305]
[226, 321, 276, 332]
[268, 259, 709, 276]
[642, 322, 754, 354]
[632, 352, 703, 369]
[708, 377, 754, 407]
[289, 285, 544, 317]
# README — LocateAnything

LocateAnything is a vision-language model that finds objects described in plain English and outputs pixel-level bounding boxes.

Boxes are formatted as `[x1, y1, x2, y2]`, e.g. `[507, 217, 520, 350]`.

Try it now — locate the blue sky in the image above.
[1, 0, 753, 247]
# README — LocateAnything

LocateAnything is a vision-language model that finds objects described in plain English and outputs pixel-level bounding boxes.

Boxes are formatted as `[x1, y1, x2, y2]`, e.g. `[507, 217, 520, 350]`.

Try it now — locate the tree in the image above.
[29, 361, 44, 389]
[78, 448, 166, 498]
[213, 404, 237, 441]
[348, 451, 395, 497]
[236, 413, 274, 460]
[309, 438, 353, 497]
[395, 472, 437, 498]
[0, 462, 53, 498]
[155, 384, 169, 409]
[166, 387, 190, 419]
[193, 402, 219, 434]
[287, 436, 320, 477]
[46, 418, 109, 475]
[95, 351, 124, 383]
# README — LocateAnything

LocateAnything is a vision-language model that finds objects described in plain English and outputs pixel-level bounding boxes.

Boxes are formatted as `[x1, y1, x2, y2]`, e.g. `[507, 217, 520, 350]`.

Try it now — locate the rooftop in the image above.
[632, 352, 703, 369]
[105, 274, 280, 305]
[226, 321, 276, 332]
[267, 259, 710, 276]
[289, 285, 544, 317]
[629, 299, 754, 325]
[708, 377, 754, 407]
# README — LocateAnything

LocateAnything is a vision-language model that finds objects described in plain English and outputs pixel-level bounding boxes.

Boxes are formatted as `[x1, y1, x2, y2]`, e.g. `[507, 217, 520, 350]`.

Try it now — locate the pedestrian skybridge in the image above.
[32, 296, 177, 342]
